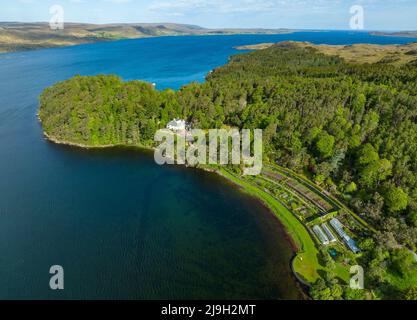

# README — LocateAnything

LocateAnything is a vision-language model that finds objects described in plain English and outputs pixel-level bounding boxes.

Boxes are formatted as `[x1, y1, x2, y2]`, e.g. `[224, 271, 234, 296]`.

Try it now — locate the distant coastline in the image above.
[236, 41, 417, 66]
[0, 22, 297, 53]
[3, 21, 417, 54]
[370, 31, 417, 38]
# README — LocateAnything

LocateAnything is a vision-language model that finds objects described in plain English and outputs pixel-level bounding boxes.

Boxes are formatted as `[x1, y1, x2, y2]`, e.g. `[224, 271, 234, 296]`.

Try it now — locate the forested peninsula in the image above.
[39, 42, 417, 300]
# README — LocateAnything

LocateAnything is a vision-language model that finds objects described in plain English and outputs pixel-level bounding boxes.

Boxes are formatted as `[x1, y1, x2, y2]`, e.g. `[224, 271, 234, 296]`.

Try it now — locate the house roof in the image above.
[167, 119, 186, 127]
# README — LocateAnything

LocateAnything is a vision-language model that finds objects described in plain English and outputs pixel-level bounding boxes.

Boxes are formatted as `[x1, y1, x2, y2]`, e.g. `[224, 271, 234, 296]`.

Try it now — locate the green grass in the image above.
[334, 262, 351, 284]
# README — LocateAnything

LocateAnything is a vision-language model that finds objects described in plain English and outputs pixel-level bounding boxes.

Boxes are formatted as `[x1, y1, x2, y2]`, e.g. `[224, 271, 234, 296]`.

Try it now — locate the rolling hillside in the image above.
[0, 22, 295, 53]
[236, 41, 417, 66]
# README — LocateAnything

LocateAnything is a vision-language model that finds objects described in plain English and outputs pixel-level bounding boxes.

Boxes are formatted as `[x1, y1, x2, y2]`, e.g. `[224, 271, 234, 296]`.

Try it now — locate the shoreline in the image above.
[41, 131, 315, 295]
[42, 131, 153, 151]
[0, 30, 298, 55]
[3, 29, 417, 55]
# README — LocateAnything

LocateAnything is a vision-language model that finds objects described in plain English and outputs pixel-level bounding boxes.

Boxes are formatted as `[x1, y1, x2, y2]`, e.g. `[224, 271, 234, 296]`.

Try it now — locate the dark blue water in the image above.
[0, 32, 415, 300]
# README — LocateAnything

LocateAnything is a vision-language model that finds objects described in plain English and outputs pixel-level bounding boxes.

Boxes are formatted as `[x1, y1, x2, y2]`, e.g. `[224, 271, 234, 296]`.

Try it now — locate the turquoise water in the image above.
[0, 32, 415, 299]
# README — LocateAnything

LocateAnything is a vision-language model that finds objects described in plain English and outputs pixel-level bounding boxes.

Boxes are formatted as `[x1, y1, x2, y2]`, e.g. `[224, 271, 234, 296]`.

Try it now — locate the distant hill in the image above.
[371, 31, 417, 38]
[236, 41, 417, 66]
[0, 22, 295, 53]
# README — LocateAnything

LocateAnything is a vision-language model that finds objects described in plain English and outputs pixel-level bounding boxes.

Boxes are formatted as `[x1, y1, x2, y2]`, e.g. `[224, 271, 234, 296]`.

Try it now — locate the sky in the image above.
[1, 0, 417, 31]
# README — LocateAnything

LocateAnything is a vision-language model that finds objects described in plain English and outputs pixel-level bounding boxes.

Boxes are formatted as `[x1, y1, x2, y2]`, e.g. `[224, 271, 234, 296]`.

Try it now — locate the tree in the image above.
[390, 248, 415, 277]
[403, 286, 417, 300]
[358, 238, 375, 251]
[315, 132, 335, 159]
[364, 192, 384, 222]
[385, 186, 408, 213]
[310, 278, 343, 300]
[310, 279, 334, 300]
[358, 159, 392, 189]
[409, 211, 417, 228]
[345, 182, 357, 194]
[357, 143, 379, 167]
[344, 288, 367, 300]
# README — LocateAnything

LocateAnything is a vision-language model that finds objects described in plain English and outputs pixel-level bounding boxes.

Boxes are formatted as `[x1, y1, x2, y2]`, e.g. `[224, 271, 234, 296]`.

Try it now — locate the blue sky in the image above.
[2, 0, 417, 30]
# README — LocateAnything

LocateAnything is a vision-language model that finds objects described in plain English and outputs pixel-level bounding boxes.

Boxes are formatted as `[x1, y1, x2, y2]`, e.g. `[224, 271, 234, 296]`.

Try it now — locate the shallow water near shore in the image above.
[0, 32, 415, 299]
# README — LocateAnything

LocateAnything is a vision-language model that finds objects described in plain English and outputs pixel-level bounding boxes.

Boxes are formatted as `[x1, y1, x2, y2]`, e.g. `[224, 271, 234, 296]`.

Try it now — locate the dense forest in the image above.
[39, 42, 417, 299]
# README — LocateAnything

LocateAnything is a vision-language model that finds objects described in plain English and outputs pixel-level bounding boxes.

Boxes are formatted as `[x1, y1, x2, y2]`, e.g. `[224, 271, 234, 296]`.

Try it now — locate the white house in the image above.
[167, 119, 187, 131]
